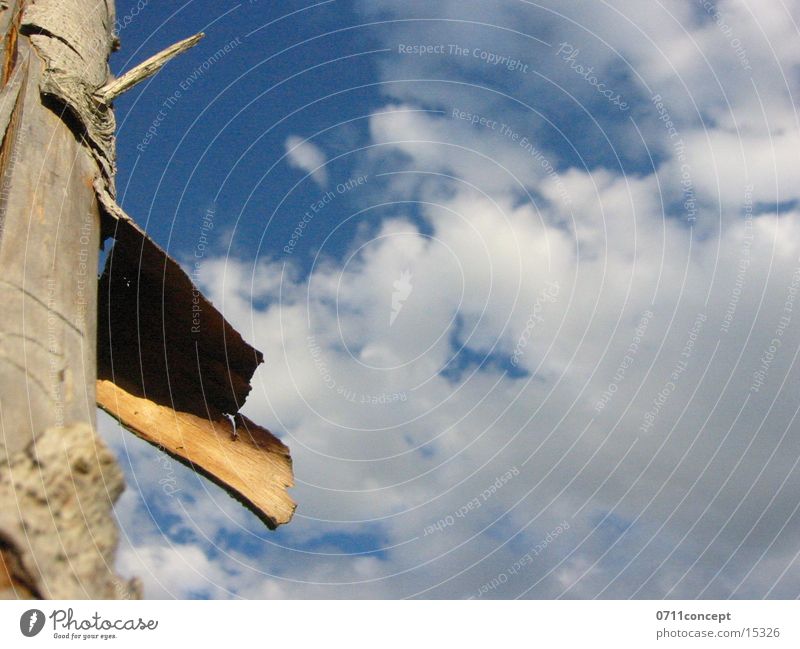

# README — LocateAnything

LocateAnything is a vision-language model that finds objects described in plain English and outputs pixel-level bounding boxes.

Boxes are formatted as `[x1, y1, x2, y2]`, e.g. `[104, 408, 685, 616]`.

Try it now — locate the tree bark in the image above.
[0, 0, 137, 599]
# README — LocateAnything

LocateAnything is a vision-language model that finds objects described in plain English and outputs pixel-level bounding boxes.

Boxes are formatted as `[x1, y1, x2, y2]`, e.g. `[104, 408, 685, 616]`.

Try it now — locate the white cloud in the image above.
[107, 0, 800, 599]
[285, 135, 329, 187]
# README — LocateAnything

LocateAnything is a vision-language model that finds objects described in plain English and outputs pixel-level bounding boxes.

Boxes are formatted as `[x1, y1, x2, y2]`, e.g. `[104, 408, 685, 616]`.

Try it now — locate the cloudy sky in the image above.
[102, 0, 800, 598]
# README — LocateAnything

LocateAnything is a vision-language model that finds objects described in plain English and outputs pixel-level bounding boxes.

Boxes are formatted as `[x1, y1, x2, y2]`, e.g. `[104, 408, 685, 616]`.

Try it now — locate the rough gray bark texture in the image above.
[0, 424, 137, 599]
[0, 0, 137, 599]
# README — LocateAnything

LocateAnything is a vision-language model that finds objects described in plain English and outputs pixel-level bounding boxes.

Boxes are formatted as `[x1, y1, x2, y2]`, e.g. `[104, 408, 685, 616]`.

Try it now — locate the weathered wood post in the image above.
[0, 0, 135, 598]
[0, 1, 295, 600]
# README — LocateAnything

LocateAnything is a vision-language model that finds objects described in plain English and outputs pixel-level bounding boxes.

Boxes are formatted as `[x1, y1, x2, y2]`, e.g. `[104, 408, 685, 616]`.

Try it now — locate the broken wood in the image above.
[95, 32, 204, 105]
[97, 381, 295, 528]
[97, 206, 264, 419]
[94, 193, 296, 528]
[0, 0, 294, 599]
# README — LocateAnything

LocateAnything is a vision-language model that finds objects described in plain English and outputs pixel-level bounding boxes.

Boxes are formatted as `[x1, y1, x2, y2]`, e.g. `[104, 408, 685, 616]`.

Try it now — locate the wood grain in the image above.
[97, 380, 296, 528]
[0, 0, 133, 600]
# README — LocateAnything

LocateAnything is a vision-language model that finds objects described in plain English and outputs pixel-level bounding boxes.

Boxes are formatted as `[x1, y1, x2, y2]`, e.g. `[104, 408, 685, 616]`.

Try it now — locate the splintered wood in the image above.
[95, 205, 296, 528]
[97, 381, 295, 528]
[88, 15, 295, 534]
[95, 32, 205, 104]
[0, 0, 294, 601]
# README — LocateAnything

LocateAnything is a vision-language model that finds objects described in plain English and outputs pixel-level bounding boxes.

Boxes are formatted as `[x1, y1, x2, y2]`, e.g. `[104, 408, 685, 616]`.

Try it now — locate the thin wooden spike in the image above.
[95, 32, 204, 104]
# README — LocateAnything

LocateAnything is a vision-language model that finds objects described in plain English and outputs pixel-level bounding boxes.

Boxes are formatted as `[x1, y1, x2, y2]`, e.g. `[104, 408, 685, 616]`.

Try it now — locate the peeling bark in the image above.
[21, 0, 117, 188]
[97, 209, 263, 418]
[95, 199, 296, 528]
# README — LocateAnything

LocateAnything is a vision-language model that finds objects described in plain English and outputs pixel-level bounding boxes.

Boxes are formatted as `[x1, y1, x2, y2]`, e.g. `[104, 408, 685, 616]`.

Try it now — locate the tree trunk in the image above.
[0, 0, 297, 599]
[0, 0, 137, 599]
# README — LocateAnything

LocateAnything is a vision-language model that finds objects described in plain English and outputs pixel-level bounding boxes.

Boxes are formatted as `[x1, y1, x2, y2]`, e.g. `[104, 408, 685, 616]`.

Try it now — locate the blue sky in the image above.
[101, 0, 800, 599]
[112, 1, 370, 262]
